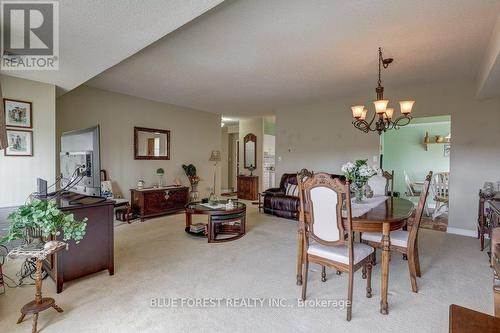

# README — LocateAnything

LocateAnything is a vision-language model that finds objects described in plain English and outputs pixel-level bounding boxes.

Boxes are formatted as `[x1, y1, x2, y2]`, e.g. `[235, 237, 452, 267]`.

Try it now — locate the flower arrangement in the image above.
[341, 159, 377, 202]
[0, 199, 87, 246]
[182, 164, 200, 185]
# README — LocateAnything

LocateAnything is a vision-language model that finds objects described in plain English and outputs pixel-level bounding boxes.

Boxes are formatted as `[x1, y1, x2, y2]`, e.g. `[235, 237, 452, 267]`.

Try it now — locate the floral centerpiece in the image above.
[341, 159, 377, 203]
[0, 199, 87, 248]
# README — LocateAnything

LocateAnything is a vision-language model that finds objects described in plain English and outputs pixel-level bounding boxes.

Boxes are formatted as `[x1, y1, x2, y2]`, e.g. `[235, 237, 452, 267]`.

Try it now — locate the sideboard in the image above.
[237, 175, 258, 200]
[131, 186, 189, 221]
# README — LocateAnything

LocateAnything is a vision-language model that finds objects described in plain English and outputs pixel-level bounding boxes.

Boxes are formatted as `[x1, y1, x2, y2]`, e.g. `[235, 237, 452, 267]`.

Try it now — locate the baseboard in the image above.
[446, 227, 477, 238]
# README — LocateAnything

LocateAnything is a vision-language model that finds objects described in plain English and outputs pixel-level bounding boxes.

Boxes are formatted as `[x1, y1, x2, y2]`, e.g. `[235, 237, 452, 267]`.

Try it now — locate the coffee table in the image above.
[185, 201, 246, 243]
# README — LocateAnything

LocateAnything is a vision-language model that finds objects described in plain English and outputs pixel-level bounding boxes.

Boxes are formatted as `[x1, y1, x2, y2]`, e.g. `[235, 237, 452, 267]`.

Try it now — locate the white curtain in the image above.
[0, 82, 6, 150]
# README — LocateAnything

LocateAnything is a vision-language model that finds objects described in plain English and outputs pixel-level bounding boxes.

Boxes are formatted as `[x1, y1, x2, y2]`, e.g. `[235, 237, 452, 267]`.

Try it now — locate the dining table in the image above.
[296, 196, 415, 315]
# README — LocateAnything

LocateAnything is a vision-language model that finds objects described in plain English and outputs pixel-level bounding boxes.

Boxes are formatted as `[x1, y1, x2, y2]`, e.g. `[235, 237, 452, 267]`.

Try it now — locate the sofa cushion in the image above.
[285, 183, 299, 197]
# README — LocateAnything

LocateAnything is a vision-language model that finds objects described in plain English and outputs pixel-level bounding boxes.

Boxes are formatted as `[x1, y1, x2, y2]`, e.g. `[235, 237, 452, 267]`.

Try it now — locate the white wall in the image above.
[57, 85, 221, 199]
[239, 118, 264, 192]
[0, 75, 56, 207]
[276, 81, 500, 233]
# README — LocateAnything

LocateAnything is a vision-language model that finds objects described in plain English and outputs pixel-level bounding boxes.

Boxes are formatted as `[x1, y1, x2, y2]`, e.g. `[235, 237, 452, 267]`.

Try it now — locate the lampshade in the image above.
[359, 109, 368, 120]
[399, 100, 415, 115]
[373, 100, 389, 114]
[209, 150, 221, 162]
[383, 108, 394, 120]
[351, 105, 365, 119]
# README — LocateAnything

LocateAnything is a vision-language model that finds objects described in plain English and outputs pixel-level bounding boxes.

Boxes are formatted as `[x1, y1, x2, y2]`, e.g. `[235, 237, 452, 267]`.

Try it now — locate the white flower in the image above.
[341, 162, 355, 173]
[359, 165, 375, 177]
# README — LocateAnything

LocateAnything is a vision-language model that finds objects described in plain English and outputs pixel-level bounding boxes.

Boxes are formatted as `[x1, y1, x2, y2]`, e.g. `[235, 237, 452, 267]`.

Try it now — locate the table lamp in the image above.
[209, 150, 221, 204]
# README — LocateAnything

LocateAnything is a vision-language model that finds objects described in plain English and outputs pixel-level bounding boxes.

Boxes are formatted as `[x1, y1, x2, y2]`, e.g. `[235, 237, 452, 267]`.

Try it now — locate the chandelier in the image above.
[351, 47, 415, 134]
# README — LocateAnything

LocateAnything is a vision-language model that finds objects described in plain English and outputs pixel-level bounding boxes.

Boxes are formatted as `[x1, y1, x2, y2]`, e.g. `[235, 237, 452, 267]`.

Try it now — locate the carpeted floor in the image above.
[0, 203, 492, 332]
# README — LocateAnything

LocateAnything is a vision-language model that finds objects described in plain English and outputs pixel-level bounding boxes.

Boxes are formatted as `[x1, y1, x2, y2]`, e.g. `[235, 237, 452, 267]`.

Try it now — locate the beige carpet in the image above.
[0, 203, 493, 332]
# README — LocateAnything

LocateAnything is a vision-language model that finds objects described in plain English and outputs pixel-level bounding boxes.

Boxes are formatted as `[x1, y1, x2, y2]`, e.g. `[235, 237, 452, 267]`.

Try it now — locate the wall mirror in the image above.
[134, 127, 170, 160]
[244, 133, 257, 169]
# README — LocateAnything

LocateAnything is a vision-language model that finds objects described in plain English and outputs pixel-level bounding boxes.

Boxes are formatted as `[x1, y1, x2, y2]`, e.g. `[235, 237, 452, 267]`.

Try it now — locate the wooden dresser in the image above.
[43, 193, 114, 293]
[131, 186, 189, 221]
[237, 176, 258, 200]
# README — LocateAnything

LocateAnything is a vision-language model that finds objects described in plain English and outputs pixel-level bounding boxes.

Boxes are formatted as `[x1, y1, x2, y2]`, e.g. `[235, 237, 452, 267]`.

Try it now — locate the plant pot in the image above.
[24, 227, 44, 249]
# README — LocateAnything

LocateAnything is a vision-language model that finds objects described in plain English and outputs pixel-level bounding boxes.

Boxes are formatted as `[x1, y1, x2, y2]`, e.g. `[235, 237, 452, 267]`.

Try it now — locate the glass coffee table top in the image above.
[186, 200, 246, 212]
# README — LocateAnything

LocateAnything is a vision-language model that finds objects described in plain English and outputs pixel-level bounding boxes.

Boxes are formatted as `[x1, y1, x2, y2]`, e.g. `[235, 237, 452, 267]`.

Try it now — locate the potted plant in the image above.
[0, 199, 87, 248]
[156, 168, 165, 187]
[182, 164, 201, 201]
[341, 159, 377, 203]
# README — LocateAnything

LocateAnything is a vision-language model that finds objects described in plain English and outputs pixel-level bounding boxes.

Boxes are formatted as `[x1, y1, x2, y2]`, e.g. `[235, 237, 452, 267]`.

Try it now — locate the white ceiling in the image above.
[86, 0, 500, 116]
[0, 0, 224, 94]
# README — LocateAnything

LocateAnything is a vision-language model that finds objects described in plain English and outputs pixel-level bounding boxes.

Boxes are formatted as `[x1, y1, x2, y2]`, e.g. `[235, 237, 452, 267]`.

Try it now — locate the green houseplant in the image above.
[156, 168, 165, 187]
[0, 199, 87, 246]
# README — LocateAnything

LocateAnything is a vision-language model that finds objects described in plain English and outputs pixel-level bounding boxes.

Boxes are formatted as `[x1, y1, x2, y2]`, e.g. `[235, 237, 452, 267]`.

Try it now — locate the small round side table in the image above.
[8, 242, 67, 333]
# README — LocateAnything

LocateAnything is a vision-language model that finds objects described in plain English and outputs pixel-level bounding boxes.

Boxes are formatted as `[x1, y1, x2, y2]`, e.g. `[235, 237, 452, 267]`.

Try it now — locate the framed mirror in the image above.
[134, 127, 170, 160]
[244, 133, 256, 169]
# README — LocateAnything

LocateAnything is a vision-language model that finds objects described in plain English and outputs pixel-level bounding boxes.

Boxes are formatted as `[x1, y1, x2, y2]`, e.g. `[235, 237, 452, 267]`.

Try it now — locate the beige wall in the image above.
[276, 81, 500, 234]
[0, 75, 56, 207]
[57, 85, 221, 199]
[239, 118, 264, 192]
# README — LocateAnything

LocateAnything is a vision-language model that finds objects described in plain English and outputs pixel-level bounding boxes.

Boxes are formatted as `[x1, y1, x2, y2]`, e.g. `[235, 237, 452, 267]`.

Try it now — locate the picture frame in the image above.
[4, 129, 33, 157]
[4, 98, 32, 128]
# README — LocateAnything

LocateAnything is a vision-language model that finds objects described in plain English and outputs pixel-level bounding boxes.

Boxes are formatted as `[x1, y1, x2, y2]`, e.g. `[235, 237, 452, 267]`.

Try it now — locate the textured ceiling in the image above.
[0, 0, 224, 94]
[86, 0, 500, 115]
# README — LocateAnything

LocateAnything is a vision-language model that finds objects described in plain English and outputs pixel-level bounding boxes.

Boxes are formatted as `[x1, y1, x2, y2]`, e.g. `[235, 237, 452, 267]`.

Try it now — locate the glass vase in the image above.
[352, 182, 365, 204]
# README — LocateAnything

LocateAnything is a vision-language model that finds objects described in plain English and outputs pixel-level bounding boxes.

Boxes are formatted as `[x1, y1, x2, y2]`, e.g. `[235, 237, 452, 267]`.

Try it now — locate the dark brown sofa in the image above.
[263, 172, 345, 220]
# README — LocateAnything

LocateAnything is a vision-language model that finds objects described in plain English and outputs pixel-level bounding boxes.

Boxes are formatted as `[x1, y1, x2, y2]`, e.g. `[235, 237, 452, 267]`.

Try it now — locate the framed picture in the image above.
[4, 99, 32, 128]
[5, 129, 33, 156]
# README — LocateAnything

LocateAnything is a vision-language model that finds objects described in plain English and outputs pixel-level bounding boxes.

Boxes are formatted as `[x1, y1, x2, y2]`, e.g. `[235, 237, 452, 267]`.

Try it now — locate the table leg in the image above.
[380, 222, 391, 315]
[185, 212, 192, 229]
[296, 228, 304, 285]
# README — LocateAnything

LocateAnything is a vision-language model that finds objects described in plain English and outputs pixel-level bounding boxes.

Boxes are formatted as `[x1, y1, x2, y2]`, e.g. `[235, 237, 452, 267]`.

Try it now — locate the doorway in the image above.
[380, 115, 451, 231]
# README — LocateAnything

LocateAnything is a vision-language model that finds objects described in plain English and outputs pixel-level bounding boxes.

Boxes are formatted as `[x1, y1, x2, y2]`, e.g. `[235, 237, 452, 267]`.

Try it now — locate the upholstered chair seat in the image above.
[361, 230, 409, 248]
[308, 241, 374, 265]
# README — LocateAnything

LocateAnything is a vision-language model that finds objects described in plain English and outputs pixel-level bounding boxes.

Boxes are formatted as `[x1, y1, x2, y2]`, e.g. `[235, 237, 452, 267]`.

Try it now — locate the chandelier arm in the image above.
[391, 115, 412, 129]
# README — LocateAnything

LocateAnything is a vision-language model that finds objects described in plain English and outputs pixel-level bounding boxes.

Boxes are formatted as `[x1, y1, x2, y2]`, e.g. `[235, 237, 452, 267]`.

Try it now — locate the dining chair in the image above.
[299, 172, 375, 321]
[404, 170, 430, 216]
[368, 170, 394, 197]
[296, 168, 314, 285]
[361, 171, 433, 293]
[431, 172, 449, 221]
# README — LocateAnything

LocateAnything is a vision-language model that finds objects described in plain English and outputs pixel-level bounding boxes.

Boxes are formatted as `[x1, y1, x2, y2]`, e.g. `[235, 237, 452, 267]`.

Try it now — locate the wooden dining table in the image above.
[296, 196, 415, 315]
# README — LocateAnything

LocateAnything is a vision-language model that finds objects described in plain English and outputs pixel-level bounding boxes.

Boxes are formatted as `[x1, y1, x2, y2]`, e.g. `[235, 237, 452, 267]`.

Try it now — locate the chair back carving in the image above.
[299, 173, 352, 248]
[408, 171, 433, 248]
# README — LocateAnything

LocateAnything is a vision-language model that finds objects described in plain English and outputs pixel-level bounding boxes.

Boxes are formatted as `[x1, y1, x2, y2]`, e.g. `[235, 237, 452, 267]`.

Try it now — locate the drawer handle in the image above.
[164, 191, 170, 201]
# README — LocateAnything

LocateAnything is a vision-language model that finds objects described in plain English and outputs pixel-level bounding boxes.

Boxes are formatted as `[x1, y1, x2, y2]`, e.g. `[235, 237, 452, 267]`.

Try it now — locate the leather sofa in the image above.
[263, 172, 345, 220]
